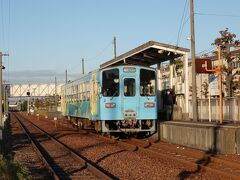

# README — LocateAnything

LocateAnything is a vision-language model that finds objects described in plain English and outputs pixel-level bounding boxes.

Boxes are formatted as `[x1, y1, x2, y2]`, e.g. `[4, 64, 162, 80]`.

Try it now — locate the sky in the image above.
[0, 0, 240, 84]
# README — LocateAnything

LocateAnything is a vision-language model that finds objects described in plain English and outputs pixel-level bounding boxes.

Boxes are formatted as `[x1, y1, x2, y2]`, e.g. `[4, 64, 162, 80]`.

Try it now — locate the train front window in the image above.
[102, 69, 119, 97]
[124, 78, 135, 96]
[140, 69, 156, 96]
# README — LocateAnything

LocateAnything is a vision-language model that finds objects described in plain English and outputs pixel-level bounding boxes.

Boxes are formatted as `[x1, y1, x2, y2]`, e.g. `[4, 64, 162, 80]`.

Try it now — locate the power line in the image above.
[87, 40, 112, 61]
[182, 15, 190, 28]
[7, 0, 11, 83]
[1, 0, 5, 50]
[68, 40, 112, 74]
[7, 0, 11, 52]
[176, 0, 189, 46]
[196, 46, 216, 56]
[195, 12, 240, 18]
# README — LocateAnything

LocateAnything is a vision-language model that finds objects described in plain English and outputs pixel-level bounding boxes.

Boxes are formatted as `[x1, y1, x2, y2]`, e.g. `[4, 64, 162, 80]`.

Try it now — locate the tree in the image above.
[20, 101, 28, 111]
[34, 98, 41, 109]
[175, 59, 184, 76]
[212, 28, 240, 97]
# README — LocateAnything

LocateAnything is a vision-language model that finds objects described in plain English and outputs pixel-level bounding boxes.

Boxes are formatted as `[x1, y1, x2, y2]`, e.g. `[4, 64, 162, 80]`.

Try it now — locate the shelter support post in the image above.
[170, 62, 173, 89]
[157, 63, 162, 110]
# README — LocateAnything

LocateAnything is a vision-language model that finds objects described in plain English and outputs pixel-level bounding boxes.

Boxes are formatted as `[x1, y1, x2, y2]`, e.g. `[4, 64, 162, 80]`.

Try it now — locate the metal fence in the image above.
[47, 106, 62, 120]
[189, 98, 240, 122]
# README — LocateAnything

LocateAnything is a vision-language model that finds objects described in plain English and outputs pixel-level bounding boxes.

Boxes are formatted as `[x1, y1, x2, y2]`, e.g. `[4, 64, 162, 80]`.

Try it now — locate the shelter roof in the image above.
[100, 41, 189, 69]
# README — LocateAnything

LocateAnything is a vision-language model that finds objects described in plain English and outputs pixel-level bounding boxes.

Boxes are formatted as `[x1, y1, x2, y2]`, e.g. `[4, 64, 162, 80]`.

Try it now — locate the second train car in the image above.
[61, 65, 157, 134]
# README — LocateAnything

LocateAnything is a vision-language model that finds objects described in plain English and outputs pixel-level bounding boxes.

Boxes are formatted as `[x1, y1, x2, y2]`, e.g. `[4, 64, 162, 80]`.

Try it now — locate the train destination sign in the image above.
[123, 67, 136, 73]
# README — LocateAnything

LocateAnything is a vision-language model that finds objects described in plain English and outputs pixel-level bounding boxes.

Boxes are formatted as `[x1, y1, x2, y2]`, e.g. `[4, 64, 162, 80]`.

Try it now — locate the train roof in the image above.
[100, 41, 189, 69]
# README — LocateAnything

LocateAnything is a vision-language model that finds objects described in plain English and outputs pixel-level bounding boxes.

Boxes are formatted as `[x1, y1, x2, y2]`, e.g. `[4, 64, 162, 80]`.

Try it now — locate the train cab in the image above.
[99, 65, 157, 133]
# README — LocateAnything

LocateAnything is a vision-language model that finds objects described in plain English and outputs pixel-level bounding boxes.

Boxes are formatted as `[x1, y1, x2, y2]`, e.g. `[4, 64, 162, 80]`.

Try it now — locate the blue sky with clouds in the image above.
[0, 0, 240, 83]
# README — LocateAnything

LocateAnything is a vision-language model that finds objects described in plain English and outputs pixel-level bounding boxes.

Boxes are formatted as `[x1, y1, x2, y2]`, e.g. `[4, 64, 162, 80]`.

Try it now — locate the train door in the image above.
[100, 68, 121, 120]
[121, 76, 138, 122]
[139, 69, 157, 120]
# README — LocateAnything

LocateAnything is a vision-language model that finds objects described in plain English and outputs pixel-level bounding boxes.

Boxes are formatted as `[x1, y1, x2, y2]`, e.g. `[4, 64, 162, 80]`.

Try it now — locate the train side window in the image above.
[102, 69, 119, 97]
[140, 69, 156, 96]
[124, 78, 135, 96]
[87, 91, 90, 100]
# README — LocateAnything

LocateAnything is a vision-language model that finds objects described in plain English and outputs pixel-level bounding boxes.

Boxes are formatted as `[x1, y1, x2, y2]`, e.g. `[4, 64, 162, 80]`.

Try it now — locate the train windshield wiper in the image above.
[110, 91, 118, 100]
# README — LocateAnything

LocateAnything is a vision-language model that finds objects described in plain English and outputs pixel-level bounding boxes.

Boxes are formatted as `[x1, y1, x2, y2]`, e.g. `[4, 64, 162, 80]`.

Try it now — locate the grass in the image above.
[34, 108, 48, 116]
[0, 155, 31, 180]
[0, 114, 31, 180]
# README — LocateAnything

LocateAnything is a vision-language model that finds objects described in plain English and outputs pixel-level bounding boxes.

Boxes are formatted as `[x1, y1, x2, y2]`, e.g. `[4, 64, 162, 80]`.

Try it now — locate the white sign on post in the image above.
[209, 74, 219, 96]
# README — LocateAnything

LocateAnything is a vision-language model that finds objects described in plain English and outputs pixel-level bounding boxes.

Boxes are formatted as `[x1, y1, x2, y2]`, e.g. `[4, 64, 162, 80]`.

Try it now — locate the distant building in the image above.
[159, 48, 240, 99]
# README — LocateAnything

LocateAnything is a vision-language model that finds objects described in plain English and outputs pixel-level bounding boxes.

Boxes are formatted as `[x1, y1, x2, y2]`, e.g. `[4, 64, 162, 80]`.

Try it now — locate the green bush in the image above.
[0, 155, 31, 180]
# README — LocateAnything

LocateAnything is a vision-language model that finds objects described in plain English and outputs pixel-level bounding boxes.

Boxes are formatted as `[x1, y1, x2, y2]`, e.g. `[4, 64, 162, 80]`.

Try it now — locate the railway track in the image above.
[13, 113, 115, 180]
[115, 137, 240, 179]
[17, 113, 240, 179]
[52, 119, 240, 179]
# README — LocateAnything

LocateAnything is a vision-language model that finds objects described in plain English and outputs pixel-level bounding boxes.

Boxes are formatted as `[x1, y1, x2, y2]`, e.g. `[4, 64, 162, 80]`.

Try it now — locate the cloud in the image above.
[4, 70, 80, 84]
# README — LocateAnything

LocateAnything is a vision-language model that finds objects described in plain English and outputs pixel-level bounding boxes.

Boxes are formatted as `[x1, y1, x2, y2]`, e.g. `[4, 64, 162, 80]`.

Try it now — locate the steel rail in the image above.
[129, 138, 240, 172]
[14, 113, 115, 180]
[124, 138, 240, 180]
[12, 113, 60, 180]
[48, 119, 240, 179]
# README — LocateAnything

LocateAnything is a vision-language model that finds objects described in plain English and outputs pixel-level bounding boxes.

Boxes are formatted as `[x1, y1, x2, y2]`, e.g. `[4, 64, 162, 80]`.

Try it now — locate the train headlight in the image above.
[144, 102, 155, 108]
[105, 103, 116, 108]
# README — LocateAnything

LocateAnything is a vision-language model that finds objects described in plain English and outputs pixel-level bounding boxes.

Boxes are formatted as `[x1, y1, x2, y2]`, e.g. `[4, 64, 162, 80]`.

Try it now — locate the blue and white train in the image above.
[61, 65, 157, 134]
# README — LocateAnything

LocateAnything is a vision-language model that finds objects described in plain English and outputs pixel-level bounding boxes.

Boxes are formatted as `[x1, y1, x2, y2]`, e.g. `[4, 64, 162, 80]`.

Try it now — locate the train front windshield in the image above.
[101, 68, 156, 96]
[102, 69, 119, 97]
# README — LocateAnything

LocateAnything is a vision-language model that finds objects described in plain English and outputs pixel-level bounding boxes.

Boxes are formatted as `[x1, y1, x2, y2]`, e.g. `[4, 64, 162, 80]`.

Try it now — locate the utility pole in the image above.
[82, 58, 85, 75]
[113, 36, 117, 59]
[0, 52, 9, 126]
[3, 81, 7, 117]
[190, 0, 198, 121]
[65, 69, 68, 83]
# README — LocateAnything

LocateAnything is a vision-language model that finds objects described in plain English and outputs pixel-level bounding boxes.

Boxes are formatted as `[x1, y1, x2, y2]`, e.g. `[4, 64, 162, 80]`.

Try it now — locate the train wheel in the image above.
[136, 132, 147, 138]
[77, 120, 83, 130]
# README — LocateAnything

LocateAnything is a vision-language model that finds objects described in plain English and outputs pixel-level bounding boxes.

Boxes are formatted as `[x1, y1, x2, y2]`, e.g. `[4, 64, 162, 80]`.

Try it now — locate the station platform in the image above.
[152, 120, 240, 154]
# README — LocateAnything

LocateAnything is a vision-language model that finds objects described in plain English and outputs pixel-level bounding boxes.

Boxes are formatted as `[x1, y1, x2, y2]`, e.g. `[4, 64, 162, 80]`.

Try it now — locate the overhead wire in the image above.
[1, 0, 5, 50]
[176, 0, 189, 47]
[196, 46, 216, 57]
[68, 40, 112, 74]
[86, 40, 112, 61]
[0, 0, 11, 84]
[195, 12, 240, 18]
[7, 0, 10, 51]
[194, 11, 240, 57]
[7, 0, 11, 83]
